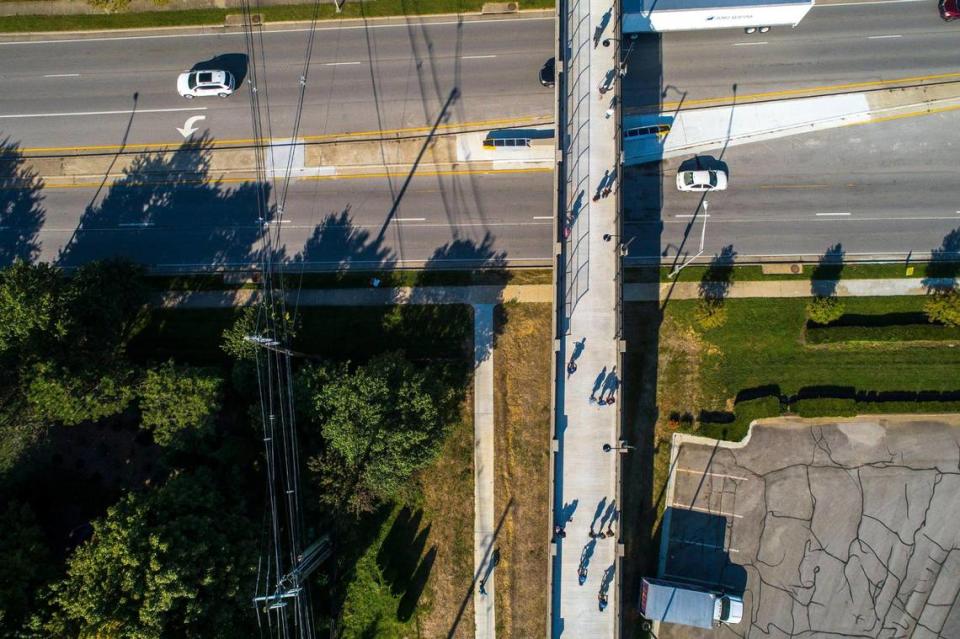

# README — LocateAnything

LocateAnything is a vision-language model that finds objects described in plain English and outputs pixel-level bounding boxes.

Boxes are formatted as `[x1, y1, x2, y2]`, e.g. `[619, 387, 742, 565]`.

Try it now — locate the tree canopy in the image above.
[140, 360, 223, 447]
[31, 469, 256, 639]
[302, 352, 445, 514]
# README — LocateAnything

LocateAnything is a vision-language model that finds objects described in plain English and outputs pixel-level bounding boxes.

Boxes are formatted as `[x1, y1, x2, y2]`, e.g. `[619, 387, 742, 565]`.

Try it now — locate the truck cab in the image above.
[716, 594, 744, 624]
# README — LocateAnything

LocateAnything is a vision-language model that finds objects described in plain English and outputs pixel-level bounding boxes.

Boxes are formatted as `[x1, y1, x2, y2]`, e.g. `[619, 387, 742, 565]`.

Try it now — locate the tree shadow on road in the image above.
[57, 134, 271, 271]
[0, 137, 45, 265]
[811, 243, 845, 297]
[924, 227, 960, 291]
[292, 204, 396, 272]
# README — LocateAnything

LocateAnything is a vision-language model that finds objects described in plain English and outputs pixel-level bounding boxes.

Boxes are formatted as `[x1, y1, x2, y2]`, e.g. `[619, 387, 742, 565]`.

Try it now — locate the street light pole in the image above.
[669, 199, 710, 278]
[603, 440, 636, 453]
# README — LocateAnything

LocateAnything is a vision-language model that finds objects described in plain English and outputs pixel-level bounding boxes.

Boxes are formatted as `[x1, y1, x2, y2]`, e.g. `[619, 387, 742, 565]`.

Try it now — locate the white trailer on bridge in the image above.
[622, 0, 814, 33]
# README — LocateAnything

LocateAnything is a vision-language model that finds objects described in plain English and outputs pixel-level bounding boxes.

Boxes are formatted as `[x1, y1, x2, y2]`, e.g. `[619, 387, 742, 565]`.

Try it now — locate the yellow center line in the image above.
[659, 72, 960, 111]
[17, 115, 554, 155]
[21, 166, 552, 190]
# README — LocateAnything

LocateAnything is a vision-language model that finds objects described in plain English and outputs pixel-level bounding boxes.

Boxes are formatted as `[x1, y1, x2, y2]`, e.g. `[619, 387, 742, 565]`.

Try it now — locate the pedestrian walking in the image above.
[479, 580, 487, 596]
[567, 360, 578, 375]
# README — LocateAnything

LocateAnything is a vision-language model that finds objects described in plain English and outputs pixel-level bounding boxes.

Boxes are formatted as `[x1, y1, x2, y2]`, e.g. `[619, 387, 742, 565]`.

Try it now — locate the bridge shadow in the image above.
[618, 28, 664, 639]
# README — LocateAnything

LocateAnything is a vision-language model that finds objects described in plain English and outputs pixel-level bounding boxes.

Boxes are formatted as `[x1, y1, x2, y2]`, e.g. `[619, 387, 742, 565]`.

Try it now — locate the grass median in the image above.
[0, 0, 555, 33]
[625, 260, 960, 284]
[493, 302, 551, 639]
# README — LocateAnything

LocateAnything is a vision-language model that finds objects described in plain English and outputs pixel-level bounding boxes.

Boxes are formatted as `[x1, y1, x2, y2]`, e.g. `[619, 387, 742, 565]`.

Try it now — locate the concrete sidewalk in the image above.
[473, 304, 497, 639]
[624, 277, 958, 302]
[155, 284, 553, 308]
[551, 0, 621, 631]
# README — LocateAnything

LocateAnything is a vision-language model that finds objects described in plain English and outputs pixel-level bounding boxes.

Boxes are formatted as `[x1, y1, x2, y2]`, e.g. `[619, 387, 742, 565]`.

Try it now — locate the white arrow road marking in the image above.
[176, 114, 207, 138]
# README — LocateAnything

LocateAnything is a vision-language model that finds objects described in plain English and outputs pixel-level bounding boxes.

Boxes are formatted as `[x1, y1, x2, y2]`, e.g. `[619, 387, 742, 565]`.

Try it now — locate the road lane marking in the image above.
[118, 222, 154, 227]
[395, 217, 426, 222]
[867, 34, 903, 39]
[674, 214, 710, 218]
[671, 540, 740, 553]
[533, 216, 553, 219]
[14, 166, 551, 189]
[816, 212, 852, 216]
[659, 71, 960, 110]
[0, 106, 206, 119]
[462, 54, 497, 59]
[0, 16, 554, 46]
[16, 114, 552, 154]
[733, 41, 768, 46]
[43, 73, 80, 78]
[324, 61, 361, 66]
[677, 468, 749, 481]
[676, 504, 743, 519]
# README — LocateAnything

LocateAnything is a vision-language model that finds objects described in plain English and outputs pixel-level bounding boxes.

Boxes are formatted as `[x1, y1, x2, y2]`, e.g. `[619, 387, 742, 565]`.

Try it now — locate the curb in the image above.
[0, 7, 553, 40]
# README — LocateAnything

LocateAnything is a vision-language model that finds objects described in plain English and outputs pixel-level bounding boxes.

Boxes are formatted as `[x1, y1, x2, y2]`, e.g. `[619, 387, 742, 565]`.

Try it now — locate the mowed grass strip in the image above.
[624, 261, 960, 284]
[493, 302, 551, 639]
[0, 0, 555, 33]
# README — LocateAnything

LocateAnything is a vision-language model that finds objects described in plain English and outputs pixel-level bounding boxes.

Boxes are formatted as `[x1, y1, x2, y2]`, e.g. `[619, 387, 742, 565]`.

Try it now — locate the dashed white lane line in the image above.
[677, 468, 750, 482]
[395, 217, 427, 222]
[675, 214, 711, 218]
[733, 41, 768, 46]
[868, 34, 903, 39]
[533, 215, 553, 220]
[43, 73, 80, 78]
[325, 61, 361, 66]
[816, 212, 852, 217]
[118, 222, 155, 228]
[463, 54, 497, 59]
[0, 106, 206, 119]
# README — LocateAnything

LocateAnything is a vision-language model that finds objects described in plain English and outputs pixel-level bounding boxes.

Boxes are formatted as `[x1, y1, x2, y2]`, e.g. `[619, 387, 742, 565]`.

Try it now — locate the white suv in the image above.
[177, 70, 235, 99]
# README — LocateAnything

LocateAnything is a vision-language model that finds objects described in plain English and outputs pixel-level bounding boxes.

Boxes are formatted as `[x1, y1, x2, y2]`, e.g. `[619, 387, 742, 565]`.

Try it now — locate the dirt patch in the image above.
[418, 386, 476, 638]
[492, 302, 551, 639]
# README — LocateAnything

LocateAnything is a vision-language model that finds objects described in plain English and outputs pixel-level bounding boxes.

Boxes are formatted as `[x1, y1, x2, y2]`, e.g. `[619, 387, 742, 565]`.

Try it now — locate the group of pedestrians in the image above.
[565, 336, 620, 405]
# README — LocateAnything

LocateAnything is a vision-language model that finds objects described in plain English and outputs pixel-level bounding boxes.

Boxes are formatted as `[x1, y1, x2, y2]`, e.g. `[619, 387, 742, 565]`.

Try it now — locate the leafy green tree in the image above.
[925, 288, 960, 328]
[0, 502, 53, 634]
[24, 361, 136, 427]
[31, 469, 256, 639]
[139, 361, 223, 447]
[221, 306, 259, 362]
[806, 295, 845, 325]
[303, 352, 444, 513]
[0, 260, 62, 354]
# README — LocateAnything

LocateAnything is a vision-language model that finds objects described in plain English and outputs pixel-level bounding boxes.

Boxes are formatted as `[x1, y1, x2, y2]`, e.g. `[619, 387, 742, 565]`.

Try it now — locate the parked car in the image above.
[177, 70, 235, 99]
[539, 57, 556, 88]
[940, 0, 960, 20]
[676, 169, 728, 192]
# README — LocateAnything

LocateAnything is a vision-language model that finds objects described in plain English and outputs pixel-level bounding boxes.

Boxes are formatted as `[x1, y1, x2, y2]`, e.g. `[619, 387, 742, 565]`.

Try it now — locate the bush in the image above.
[695, 297, 727, 330]
[925, 288, 960, 328]
[806, 296, 845, 325]
[806, 322, 960, 344]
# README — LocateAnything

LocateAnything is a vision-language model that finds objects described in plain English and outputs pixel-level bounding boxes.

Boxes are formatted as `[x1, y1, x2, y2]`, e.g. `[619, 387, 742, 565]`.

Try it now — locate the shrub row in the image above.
[696, 390, 960, 441]
[806, 316, 960, 344]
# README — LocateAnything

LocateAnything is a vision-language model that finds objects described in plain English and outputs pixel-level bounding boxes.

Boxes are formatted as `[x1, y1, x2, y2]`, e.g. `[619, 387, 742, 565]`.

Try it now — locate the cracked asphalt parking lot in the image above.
[657, 416, 960, 639]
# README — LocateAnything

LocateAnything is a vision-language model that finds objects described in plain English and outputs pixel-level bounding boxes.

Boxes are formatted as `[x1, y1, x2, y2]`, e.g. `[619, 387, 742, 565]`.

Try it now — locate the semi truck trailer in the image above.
[640, 578, 744, 629]
[623, 0, 814, 33]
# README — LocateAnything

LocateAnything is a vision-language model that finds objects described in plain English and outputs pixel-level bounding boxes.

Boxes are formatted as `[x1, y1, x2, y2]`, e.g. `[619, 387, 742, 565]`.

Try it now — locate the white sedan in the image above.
[177, 70, 235, 99]
[676, 169, 728, 192]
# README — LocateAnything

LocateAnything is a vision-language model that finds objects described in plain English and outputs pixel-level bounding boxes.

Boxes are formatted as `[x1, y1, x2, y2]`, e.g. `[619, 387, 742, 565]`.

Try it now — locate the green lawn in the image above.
[648, 295, 960, 442]
[0, 0, 555, 33]
[625, 261, 960, 284]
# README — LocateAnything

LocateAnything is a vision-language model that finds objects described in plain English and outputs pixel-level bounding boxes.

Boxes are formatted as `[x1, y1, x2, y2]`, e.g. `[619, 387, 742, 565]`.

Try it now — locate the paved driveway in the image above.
[657, 416, 960, 638]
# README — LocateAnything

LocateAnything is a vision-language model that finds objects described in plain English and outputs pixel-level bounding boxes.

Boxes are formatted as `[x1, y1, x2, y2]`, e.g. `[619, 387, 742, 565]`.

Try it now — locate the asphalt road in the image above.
[623, 0, 960, 110]
[12, 169, 554, 270]
[0, 15, 555, 150]
[623, 103, 960, 261]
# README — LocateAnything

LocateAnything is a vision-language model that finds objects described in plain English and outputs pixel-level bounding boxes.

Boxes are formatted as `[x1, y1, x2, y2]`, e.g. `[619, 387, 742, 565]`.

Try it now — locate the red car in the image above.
[941, 0, 960, 20]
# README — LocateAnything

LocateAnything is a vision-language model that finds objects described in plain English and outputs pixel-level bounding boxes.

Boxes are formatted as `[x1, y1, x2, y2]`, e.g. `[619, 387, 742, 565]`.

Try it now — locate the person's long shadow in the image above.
[447, 497, 513, 638]
[57, 133, 272, 271]
[0, 137, 45, 265]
